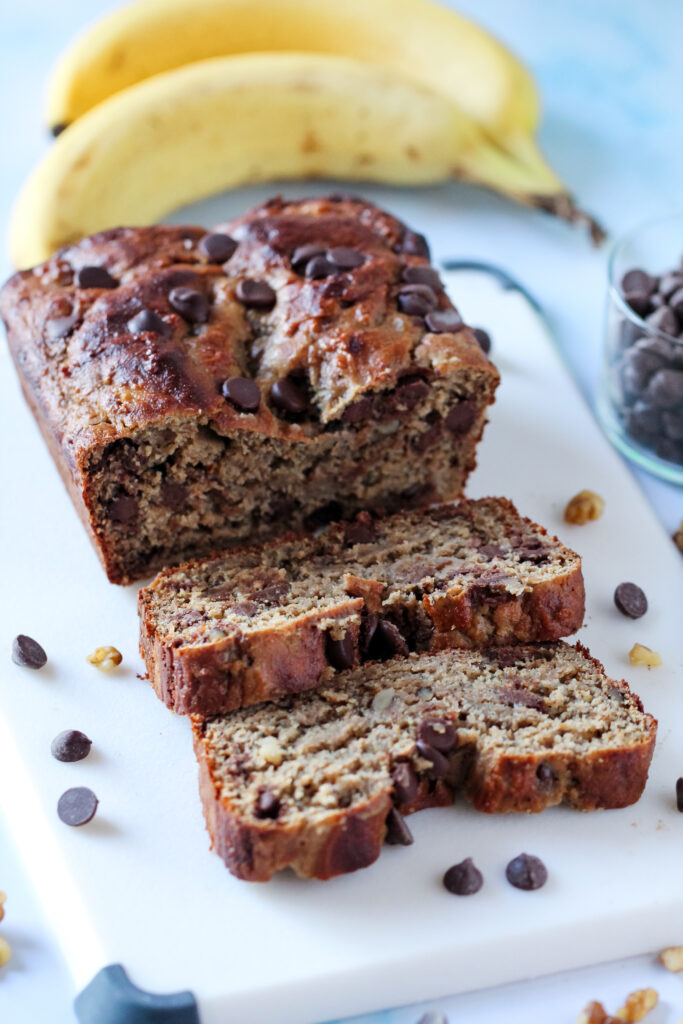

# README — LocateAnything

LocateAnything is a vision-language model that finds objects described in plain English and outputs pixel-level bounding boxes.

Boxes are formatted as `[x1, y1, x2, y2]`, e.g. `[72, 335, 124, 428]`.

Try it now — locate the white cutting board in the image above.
[1, 220, 682, 1024]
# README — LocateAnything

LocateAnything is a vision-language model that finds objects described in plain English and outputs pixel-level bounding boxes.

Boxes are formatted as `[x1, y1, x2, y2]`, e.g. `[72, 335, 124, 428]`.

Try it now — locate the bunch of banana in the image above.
[10, 0, 602, 269]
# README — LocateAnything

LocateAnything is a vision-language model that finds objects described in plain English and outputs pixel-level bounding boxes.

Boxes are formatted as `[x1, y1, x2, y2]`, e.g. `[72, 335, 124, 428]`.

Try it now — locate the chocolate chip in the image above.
[646, 369, 683, 409]
[445, 401, 477, 435]
[327, 247, 365, 270]
[479, 544, 505, 559]
[391, 762, 419, 805]
[370, 620, 409, 660]
[614, 582, 648, 619]
[624, 291, 652, 317]
[646, 305, 679, 337]
[57, 787, 98, 827]
[199, 232, 237, 263]
[536, 763, 556, 788]
[325, 631, 355, 671]
[663, 410, 683, 441]
[416, 1014, 448, 1024]
[472, 327, 492, 354]
[425, 309, 463, 333]
[222, 376, 261, 412]
[168, 286, 209, 324]
[417, 718, 457, 753]
[236, 279, 276, 309]
[443, 857, 483, 896]
[385, 807, 413, 846]
[397, 284, 438, 316]
[659, 272, 683, 299]
[341, 397, 374, 423]
[127, 309, 172, 337]
[624, 401, 661, 442]
[397, 230, 430, 259]
[270, 376, 308, 415]
[669, 287, 683, 317]
[12, 635, 47, 669]
[343, 514, 375, 545]
[291, 244, 325, 268]
[402, 265, 442, 290]
[392, 378, 430, 410]
[305, 502, 343, 530]
[75, 265, 118, 289]
[305, 255, 337, 279]
[347, 335, 363, 355]
[416, 740, 450, 779]
[108, 495, 138, 524]
[676, 777, 683, 812]
[621, 269, 657, 296]
[51, 730, 92, 763]
[254, 788, 280, 819]
[160, 481, 188, 511]
[505, 852, 547, 890]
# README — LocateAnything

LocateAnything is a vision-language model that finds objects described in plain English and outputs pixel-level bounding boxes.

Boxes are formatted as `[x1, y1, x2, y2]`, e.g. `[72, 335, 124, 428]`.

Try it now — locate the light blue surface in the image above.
[0, 2, 682, 1022]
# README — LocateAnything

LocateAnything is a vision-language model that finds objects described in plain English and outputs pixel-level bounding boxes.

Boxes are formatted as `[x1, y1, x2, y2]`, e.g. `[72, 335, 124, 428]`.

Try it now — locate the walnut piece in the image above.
[629, 643, 662, 668]
[259, 737, 284, 767]
[615, 988, 658, 1022]
[576, 1001, 618, 1024]
[86, 646, 122, 671]
[565, 490, 605, 525]
[659, 945, 683, 972]
[0, 936, 10, 968]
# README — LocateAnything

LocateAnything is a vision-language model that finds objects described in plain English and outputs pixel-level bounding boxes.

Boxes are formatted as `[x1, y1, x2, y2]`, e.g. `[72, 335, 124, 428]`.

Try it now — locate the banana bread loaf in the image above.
[0, 195, 498, 583]
[193, 642, 656, 881]
[139, 497, 585, 715]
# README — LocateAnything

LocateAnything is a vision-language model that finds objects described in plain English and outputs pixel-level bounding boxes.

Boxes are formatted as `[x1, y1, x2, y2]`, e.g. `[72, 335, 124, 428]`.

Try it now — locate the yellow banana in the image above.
[47, 0, 538, 147]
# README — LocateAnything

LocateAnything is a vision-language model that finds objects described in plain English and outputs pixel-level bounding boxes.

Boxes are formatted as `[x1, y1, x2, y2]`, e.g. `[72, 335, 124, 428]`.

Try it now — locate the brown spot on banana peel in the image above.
[531, 193, 606, 245]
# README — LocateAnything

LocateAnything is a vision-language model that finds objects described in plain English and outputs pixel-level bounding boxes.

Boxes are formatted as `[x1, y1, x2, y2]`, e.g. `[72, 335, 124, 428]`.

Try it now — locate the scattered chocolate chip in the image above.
[168, 286, 209, 324]
[391, 761, 419, 805]
[443, 857, 483, 896]
[416, 740, 450, 780]
[305, 255, 337, 279]
[12, 635, 47, 669]
[385, 806, 413, 846]
[236, 279, 276, 309]
[472, 327, 492, 354]
[199, 232, 237, 263]
[51, 730, 92, 763]
[270, 375, 308, 415]
[341, 397, 374, 423]
[127, 309, 172, 337]
[327, 247, 365, 270]
[417, 718, 457, 753]
[676, 777, 683, 812]
[291, 243, 324, 269]
[621, 269, 657, 296]
[425, 309, 463, 334]
[222, 376, 261, 412]
[445, 401, 477, 435]
[254, 788, 280, 820]
[325, 631, 355, 671]
[57, 787, 98, 827]
[75, 265, 118, 289]
[160, 481, 188, 511]
[614, 582, 648, 619]
[108, 495, 139, 524]
[505, 852, 547, 890]
[397, 284, 438, 317]
[402, 265, 442, 289]
[536, 763, 556, 788]
[370, 620, 409, 660]
[398, 230, 430, 259]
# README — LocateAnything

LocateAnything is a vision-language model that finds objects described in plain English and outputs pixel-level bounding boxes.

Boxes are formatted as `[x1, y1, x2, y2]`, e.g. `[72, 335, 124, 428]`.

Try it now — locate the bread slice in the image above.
[193, 643, 656, 882]
[139, 497, 584, 715]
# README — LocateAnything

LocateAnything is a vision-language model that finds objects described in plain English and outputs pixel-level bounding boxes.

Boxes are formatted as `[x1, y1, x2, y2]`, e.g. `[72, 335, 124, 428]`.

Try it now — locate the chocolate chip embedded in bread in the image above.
[127, 309, 172, 337]
[327, 247, 365, 270]
[305, 255, 337, 279]
[254, 788, 280, 820]
[445, 401, 478, 435]
[384, 807, 413, 846]
[416, 740, 450, 779]
[425, 309, 463, 334]
[108, 495, 139, 524]
[505, 852, 548, 890]
[402, 265, 442, 290]
[236, 279, 276, 309]
[199, 232, 237, 263]
[291, 243, 325, 272]
[417, 717, 457, 753]
[168, 286, 210, 324]
[341, 396, 374, 424]
[397, 284, 438, 316]
[222, 376, 261, 413]
[369, 620, 410, 660]
[472, 327, 492, 354]
[443, 857, 483, 895]
[75, 265, 118, 289]
[391, 761, 419, 805]
[325, 631, 355, 672]
[270, 376, 309, 415]
[536, 762, 556, 789]
[396, 230, 430, 259]
[343, 513, 376, 546]
[614, 582, 648, 619]
[57, 786, 98, 827]
[160, 481, 188, 511]
[12, 634, 47, 669]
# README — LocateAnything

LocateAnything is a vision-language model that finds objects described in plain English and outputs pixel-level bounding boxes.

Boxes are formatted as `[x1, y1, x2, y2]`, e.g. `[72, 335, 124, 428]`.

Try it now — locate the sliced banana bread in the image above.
[0, 194, 498, 583]
[193, 642, 656, 882]
[139, 497, 584, 715]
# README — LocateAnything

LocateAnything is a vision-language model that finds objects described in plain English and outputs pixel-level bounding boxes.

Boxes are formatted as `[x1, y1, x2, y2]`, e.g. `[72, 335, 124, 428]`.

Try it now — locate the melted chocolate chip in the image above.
[222, 376, 261, 412]
[57, 787, 98, 827]
[270, 376, 308, 415]
[325, 631, 355, 671]
[384, 807, 414, 846]
[199, 232, 237, 263]
[397, 230, 430, 259]
[108, 495, 139, 525]
[236, 279, 276, 309]
[417, 718, 457, 753]
[443, 857, 483, 895]
[127, 309, 172, 337]
[425, 309, 463, 334]
[505, 852, 548, 891]
[12, 635, 47, 669]
[168, 286, 209, 324]
[160, 481, 188, 511]
[445, 401, 477, 435]
[75, 265, 118, 289]
[368, 620, 409, 660]
[341, 397, 374, 423]
[254, 788, 280, 819]
[472, 327, 492, 354]
[343, 513, 376, 545]
[536, 763, 556, 789]
[416, 740, 450, 780]
[51, 730, 92, 763]
[391, 378, 430, 410]
[391, 761, 419, 805]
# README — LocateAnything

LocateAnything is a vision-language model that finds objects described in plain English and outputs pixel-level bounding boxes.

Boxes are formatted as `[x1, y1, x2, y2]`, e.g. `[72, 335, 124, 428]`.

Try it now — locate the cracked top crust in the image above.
[0, 194, 497, 476]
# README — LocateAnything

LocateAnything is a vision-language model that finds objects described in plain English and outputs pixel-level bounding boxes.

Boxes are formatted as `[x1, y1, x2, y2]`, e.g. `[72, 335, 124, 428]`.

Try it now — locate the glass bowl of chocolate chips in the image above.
[599, 215, 683, 484]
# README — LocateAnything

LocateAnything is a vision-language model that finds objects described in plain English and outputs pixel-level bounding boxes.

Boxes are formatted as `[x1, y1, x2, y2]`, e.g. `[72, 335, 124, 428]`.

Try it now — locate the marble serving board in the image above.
[1, 195, 681, 1024]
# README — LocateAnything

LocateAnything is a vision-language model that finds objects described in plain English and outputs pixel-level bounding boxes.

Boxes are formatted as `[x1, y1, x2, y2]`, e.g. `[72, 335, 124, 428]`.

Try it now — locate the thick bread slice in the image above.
[140, 497, 584, 714]
[193, 642, 656, 882]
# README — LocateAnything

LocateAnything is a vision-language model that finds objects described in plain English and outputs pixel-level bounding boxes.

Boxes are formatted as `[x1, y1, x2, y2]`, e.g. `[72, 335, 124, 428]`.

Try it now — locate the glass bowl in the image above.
[598, 213, 683, 485]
